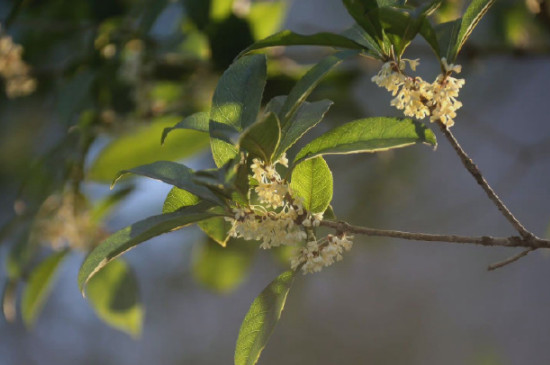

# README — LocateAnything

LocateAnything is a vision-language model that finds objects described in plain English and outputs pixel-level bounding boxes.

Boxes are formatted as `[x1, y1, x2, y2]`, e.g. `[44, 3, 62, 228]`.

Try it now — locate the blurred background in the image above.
[1, 0, 550, 364]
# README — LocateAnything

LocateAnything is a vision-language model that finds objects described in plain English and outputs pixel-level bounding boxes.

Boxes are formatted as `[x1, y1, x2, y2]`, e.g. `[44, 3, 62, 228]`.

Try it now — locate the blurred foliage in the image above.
[0, 0, 549, 339]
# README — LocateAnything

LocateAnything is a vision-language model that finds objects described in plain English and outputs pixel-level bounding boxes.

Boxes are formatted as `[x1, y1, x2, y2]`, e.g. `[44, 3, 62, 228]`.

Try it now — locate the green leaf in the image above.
[210, 54, 267, 167]
[275, 99, 333, 158]
[324, 205, 337, 220]
[342, 0, 384, 44]
[239, 30, 366, 57]
[452, 0, 495, 61]
[247, 1, 288, 41]
[279, 51, 358, 124]
[162, 187, 200, 214]
[21, 250, 69, 328]
[198, 216, 232, 247]
[78, 202, 220, 293]
[239, 112, 281, 163]
[235, 270, 295, 365]
[295, 117, 437, 163]
[113, 161, 223, 205]
[419, 18, 441, 58]
[290, 157, 333, 214]
[161, 111, 209, 145]
[192, 239, 255, 293]
[341, 24, 383, 57]
[210, 0, 234, 20]
[163, 188, 231, 245]
[88, 116, 209, 182]
[86, 259, 144, 337]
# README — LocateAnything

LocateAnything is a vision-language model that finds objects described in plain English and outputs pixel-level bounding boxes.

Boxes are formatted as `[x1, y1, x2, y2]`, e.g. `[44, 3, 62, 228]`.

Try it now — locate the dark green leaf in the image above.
[88, 116, 209, 182]
[78, 202, 220, 293]
[290, 157, 333, 214]
[295, 117, 437, 163]
[21, 250, 69, 327]
[324, 205, 337, 220]
[275, 99, 333, 158]
[452, 0, 495, 61]
[239, 30, 365, 57]
[192, 239, 255, 293]
[161, 111, 209, 145]
[419, 18, 441, 58]
[341, 24, 383, 57]
[279, 51, 358, 125]
[112, 161, 222, 205]
[239, 112, 281, 163]
[342, 0, 383, 43]
[86, 259, 144, 337]
[210, 55, 267, 167]
[235, 270, 295, 365]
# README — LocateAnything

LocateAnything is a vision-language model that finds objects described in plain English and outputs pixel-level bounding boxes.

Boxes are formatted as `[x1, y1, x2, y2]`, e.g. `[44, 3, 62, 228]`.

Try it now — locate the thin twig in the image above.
[488, 248, 536, 271]
[437, 122, 534, 239]
[320, 220, 550, 249]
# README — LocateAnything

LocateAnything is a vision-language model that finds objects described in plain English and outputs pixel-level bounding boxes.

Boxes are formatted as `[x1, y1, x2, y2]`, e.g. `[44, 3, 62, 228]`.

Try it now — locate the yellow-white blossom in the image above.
[0, 26, 37, 98]
[372, 57, 465, 127]
[291, 234, 354, 274]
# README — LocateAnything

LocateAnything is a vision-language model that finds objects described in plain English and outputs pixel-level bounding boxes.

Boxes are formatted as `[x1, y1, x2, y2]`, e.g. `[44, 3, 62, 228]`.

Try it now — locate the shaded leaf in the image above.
[279, 51, 358, 124]
[161, 111, 209, 145]
[295, 117, 437, 162]
[235, 270, 295, 365]
[275, 99, 333, 158]
[341, 23, 383, 57]
[239, 112, 281, 163]
[452, 0, 495, 61]
[88, 116, 209, 182]
[192, 239, 255, 293]
[78, 202, 220, 293]
[113, 161, 222, 205]
[290, 157, 333, 214]
[90, 186, 135, 224]
[342, 0, 384, 44]
[86, 259, 144, 337]
[21, 250, 69, 327]
[198, 216, 232, 247]
[210, 54, 267, 167]
[239, 30, 365, 57]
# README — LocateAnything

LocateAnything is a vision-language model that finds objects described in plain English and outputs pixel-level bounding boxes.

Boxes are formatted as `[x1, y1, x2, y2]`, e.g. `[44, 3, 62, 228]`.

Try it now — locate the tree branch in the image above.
[320, 220, 550, 249]
[487, 248, 536, 271]
[437, 122, 534, 239]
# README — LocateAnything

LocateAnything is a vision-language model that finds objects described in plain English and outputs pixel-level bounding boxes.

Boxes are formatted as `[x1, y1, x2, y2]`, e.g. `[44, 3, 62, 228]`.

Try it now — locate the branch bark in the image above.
[320, 220, 550, 249]
[437, 122, 534, 239]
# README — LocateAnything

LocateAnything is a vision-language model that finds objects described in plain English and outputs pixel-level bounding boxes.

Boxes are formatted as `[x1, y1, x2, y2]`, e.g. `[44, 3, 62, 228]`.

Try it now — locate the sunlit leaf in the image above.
[290, 157, 333, 214]
[88, 116, 209, 182]
[198, 216, 232, 247]
[210, 54, 267, 167]
[295, 117, 437, 163]
[78, 202, 220, 293]
[235, 270, 295, 365]
[210, 0, 234, 20]
[86, 259, 144, 337]
[21, 250, 69, 327]
[162, 187, 200, 213]
[192, 239, 255, 293]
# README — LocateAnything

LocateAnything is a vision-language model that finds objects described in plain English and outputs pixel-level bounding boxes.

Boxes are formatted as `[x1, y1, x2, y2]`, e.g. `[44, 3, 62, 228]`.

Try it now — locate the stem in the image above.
[487, 248, 536, 271]
[437, 122, 534, 239]
[320, 220, 550, 249]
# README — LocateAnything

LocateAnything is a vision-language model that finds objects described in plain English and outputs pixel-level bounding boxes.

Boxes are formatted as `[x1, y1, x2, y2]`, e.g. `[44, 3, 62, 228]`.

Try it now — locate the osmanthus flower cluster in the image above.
[226, 154, 354, 274]
[0, 24, 37, 98]
[372, 57, 465, 127]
